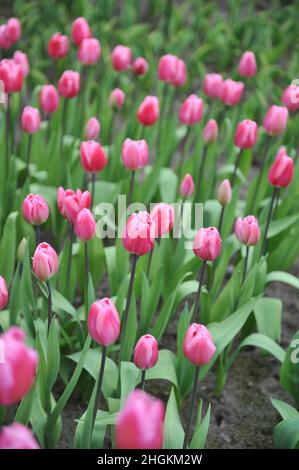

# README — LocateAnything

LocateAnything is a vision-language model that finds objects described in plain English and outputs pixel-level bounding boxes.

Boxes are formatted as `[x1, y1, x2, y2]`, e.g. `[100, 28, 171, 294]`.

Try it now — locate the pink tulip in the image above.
[71, 17, 92, 46]
[203, 119, 219, 144]
[134, 334, 159, 370]
[0, 59, 23, 93]
[111, 45, 132, 72]
[6, 18, 21, 44]
[21, 106, 41, 134]
[121, 138, 148, 170]
[263, 105, 288, 136]
[32, 242, 59, 281]
[150, 203, 174, 238]
[219, 78, 244, 106]
[281, 84, 299, 112]
[238, 51, 257, 77]
[0, 24, 12, 49]
[80, 141, 108, 173]
[137, 95, 159, 126]
[0, 423, 39, 449]
[78, 38, 101, 65]
[57, 187, 91, 224]
[132, 57, 148, 76]
[122, 211, 155, 256]
[48, 32, 69, 59]
[116, 390, 164, 449]
[58, 70, 80, 98]
[74, 208, 96, 241]
[157, 54, 187, 86]
[39, 84, 60, 114]
[0, 276, 8, 310]
[22, 193, 49, 226]
[183, 323, 216, 366]
[217, 179, 232, 206]
[234, 215, 260, 246]
[180, 173, 194, 198]
[85, 117, 100, 140]
[109, 88, 125, 109]
[234, 119, 258, 149]
[88, 298, 120, 346]
[203, 73, 223, 99]
[179, 94, 204, 125]
[0, 327, 38, 405]
[193, 227, 222, 261]
[13, 51, 29, 78]
[268, 147, 294, 188]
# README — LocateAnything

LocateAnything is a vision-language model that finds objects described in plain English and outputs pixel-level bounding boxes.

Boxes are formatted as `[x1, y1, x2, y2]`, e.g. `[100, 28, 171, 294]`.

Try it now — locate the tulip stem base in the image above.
[25, 134, 33, 175]
[91, 346, 107, 439]
[46, 281, 52, 333]
[5, 94, 10, 175]
[183, 365, 200, 449]
[191, 261, 206, 324]
[84, 242, 89, 328]
[127, 171, 135, 207]
[91, 172, 96, 209]
[140, 369, 146, 391]
[262, 186, 278, 255]
[218, 206, 225, 233]
[242, 246, 250, 285]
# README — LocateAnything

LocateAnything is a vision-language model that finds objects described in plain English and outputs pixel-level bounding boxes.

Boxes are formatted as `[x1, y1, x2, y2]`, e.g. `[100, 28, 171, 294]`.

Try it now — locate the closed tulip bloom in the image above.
[111, 45, 132, 71]
[203, 73, 223, 99]
[39, 84, 59, 114]
[263, 105, 288, 136]
[57, 187, 91, 224]
[0, 276, 8, 310]
[121, 138, 148, 170]
[0, 58, 23, 93]
[88, 298, 120, 346]
[78, 38, 101, 65]
[203, 119, 219, 144]
[268, 147, 294, 188]
[122, 211, 155, 256]
[238, 51, 257, 77]
[109, 88, 125, 109]
[0, 327, 38, 406]
[13, 50, 29, 78]
[21, 106, 41, 134]
[71, 17, 92, 46]
[234, 119, 258, 149]
[193, 227, 222, 261]
[180, 173, 194, 198]
[5, 18, 21, 45]
[134, 334, 159, 370]
[85, 117, 100, 140]
[281, 84, 299, 112]
[217, 179, 232, 206]
[219, 79, 244, 106]
[179, 95, 204, 125]
[116, 390, 164, 449]
[150, 203, 174, 238]
[157, 54, 186, 87]
[137, 95, 159, 126]
[80, 141, 108, 173]
[234, 215, 260, 246]
[132, 57, 148, 76]
[74, 208, 96, 241]
[22, 193, 49, 226]
[0, 423, 39, 449]
[0, 24, 12, 49]
[183, 323, 216, 366]
[32, 242, 59, 281]
[48, 32, 69, 59]
[58, 70, 80, 98]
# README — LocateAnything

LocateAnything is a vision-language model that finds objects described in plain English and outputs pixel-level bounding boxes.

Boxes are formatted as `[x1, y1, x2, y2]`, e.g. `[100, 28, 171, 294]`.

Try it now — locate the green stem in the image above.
[191, 261, 206, 324]
[25, 134, 33, 175]
[5, 93, 10, 175]
[66, 224, 74, 286]
[35, 225, 40, 248]
[127, 170, 135, 207]
[140, 369, 146, 391]
[91, 172, 96, 209]
[46, 281, 52, 333]
[231, 149, 243, 187]
[242, 245, 250, 285]
[249, 134, 271, 213]
[261, 186, 278, 255]
[183, 366, 200, 449]
[84, 242, 89, 326]
[218, 206, 225, 234]
[194, 145, 208, 202]
[91, 346, 107, 437]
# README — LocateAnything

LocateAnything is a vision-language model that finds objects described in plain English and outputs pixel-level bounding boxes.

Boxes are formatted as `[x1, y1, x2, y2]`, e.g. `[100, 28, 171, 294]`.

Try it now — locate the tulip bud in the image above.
[0, 24, 12, 49]
[111, 45, 132, 72]
[203, 119, 218, 144]
[71, 17, 92, 46]
[85, 117, 100, 140]
[88, 298, 120, 346]
[268, 147, 294, 188]
[134, 334, 159, 370]
[21, 106, 41, 134]
[0, 327, 38, 405]
[179, 94, 204, 125]
[219, 78, 244, 106]
[48, 32, 69, 59]
[17, 238, 27, 263]
[234, 119, 258, 149]
[116, 390, 164, 449]
[263, 105, 288, 136]
[6, 18, 21, 44]
[109, 88, 125, 110]
[158, 54, 187, 87]
[183, 323, 216, 366]
[80, 141, 108, 173]
[132, 57, 148, 76]
[58, 70, 80, 98]
[234, 215, 260, 246]
[121, 138, 148, 170]
[0, 423, 39, 449]
[217, 179, 232, 206]
[238, 51, 257, 77]
[193, 227, 222, 261]
[180, 173, 194, 198]
[281, 84, 299, 112]
[137, 95, 159, 126]
[39, 85, 60, 114]
[203, 73, 223, 99]
[32, 242, 59, 282]
[13, 51, 29, 78]
[122, 211, 155, 256]
[0, 275, 8, 310]
[57, 187, 91, 224]
[0, 58, 23, 93]
[74, 208, 96, 241]
[150, 203, 174, 238]
[78, 38, 101, 65]
[22, 193, 49, 226]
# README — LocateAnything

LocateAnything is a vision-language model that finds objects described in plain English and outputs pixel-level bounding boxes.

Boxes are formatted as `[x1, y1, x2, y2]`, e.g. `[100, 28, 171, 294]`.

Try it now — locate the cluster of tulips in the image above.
[0, 8, 298, 450]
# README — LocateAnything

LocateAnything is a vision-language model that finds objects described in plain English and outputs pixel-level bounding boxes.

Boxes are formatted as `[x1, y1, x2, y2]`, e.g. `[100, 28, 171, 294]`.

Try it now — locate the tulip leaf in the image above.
[280, 330, 299, 407]
[0, 211, 18, 285]
[164, 388, 185, 449]
[190, 403, 211, 449]
[266, 271, 299, 290]
[274, 416, 299, 449]
[271, 398, 298, 420]
[253, 297, 282, 342]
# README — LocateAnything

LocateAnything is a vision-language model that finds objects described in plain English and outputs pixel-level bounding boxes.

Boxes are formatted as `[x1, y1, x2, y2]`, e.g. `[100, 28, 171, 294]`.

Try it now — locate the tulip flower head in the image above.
[71, 17, 92, 46]
[193, 227, 222, 261]
[219, 78, 244, 106]
[57, 187, 91, 224]
[0, 18, 21, 49]
[150, 203, 174, 238]
[234, 215, 260, 246]
[74, 208, 96, 241]
[132, 57, 148, 76]
[263, 105, 288, 136]
[238, 51, 257, 77]
[158, 54, 186, 87]
[109, 88, 125, 110]
[122, 211, 156, 256]
[48, 32, 69, 59]
[88, 298, 120, 346]
[21, 106, 41, 134]
[13, 50, 29, 78]
[121, 138, 148, 170]
[203, 119, 219, 144]
[85, 117, 100, 140]
[22, 193, 49, 226]
[78, 38, 101, 65]
[234, 119, 258, 149]
[58, 70, 80, 98]
[281, 84, 299, 112]
[183, 323, 216, 366]
[217, 179, 232, 206]
[80, 141, 108, 173]
[39, 85, 59, 114]
[268, 147, 294, 188]
[0, 275, 8, 310]
[111, 45, 132, 71]
[203, 73, 223, 99]
[0, 58, 23, 93]
[32, 242, 59, 282]
[134, 334, 159, 370]
[180, 173, 194, 198]
[137, 95, 159, 126]
[179, 94, 204, 125]
[0, 423, 39, 449]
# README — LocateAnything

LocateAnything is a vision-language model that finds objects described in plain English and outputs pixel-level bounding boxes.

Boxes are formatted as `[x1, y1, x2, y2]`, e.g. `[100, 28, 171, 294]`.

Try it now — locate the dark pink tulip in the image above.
[111, 45, 132, 72]
[132, 57, 148, 76]
[203, 73, 223, 99]
[263, 105, 288, 136]
[217, 179, 232, 206]
[158, 54, 186, 87]
[122, 211, 155, 256]
[109, 88, 125, 109]
[57, 187, 91, 224]
[234, 215, 260, 246]
[78, 38, 101, 65]
[183, 323, 216, 366]
[48, 32, 69, 59]
[193, 227, 222, 261]
[0, 59, 23, 93]
[179, 94, 203, 125]
[268, 147, 294, 188]
[0, 275, 8, 310]
[58, 70, 80, 98]
[150, 203, 174, 238]
[134, 334, 159, 370]
[219, 78, 244, 106]
[180, 173, 194, 198]
[0, 423, 39, 449]
[39, 84, 60, 114]
[33, 243, 59, 282]
[74, 208, 96, 241]
[0, 24, 12, 49]
[238, 51, 257, 77]
[13, 51, 29, 78]
[6, 18, 21, 44]
[80, 140, 108, 173]
[281, 84, 299, 112]
[88, 298, 120, 346]
[22, 193, 49, 226]
[121, 138, 148, 170]
[85, 117, 100, 140]
[71, 17, 92, 46]
[137, 95, 159, 126]
[116, 390, 164, 449]
[21, 106, 41, 134]
[0, 327, 38, 406]
[234, 119, 258, 149]
[203, 119, 219, 144]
